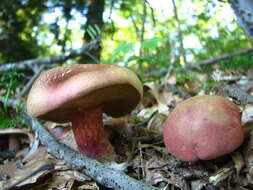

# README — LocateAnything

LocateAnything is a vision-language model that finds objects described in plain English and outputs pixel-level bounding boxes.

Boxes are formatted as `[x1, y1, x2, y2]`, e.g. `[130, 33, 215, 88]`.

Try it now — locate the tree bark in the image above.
[0, 41, 99, 72]
[80, 0, 105, 64]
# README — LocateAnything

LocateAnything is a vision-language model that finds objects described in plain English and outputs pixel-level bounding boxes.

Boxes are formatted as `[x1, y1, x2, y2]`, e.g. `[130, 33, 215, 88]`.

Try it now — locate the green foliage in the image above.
[131, 114, 142, 123]
[216, 0, 228, 2]
[0, 107, 26, 129]
[219, 53, 253, 71]
[105, 37, 170, 80]
[0, 108, 15, 129]
[175, 70, 198, 86]
[111, 41, 134, 61]
[86, 25, 101, 41]
[0, 0, 48, 62]
[201, 76, 221, 90]
[0, 0, 252, 97]
[141, 37, 163, 50]
[0, 71, 26, 129]
[0, 71, 24, 109]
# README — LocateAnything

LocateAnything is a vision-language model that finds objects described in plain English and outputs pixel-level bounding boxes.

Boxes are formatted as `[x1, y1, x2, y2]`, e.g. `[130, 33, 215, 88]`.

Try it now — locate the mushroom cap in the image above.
[163, 95, 244, 161]
[27, 64, 143, 123]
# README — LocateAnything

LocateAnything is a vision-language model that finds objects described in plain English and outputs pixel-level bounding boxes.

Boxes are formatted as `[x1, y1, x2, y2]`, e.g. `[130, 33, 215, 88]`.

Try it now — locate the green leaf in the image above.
[0, 108, 12, 129]
[114, 42, 133, 54]
[112, 42, 133, 59]
[141, 37, 163, 50]
[126, 55, 141, 62]
[0, 71, 24, 110]
[86, 24, 101, 40]
[0, 117, 14, 129]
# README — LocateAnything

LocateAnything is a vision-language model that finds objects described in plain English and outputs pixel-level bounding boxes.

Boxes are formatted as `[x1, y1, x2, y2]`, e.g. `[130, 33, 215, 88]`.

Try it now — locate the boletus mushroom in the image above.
[163, 95, 244, 162]
[26, 64, 143, 159]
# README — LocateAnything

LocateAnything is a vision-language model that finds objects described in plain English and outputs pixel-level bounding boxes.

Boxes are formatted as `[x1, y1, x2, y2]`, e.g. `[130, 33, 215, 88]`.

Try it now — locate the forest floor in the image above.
[0, 67, 253, 190]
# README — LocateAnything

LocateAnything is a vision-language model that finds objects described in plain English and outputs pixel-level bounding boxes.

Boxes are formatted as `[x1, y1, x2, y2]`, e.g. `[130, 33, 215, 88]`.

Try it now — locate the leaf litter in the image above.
[1, 68, 253, 189]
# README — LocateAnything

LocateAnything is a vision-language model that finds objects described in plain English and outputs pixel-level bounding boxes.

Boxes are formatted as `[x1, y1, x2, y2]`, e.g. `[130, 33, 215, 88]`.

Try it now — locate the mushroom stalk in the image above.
[70, 106, 113, 159]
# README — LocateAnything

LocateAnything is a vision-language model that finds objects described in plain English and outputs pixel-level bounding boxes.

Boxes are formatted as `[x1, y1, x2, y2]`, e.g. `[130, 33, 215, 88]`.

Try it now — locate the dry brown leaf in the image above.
[0, 161, 17, 177]
[191, 180, 206, 190]
[162, 86, 176, 106]
[242, 105, 253, 124]
[146, 113, 167, 134]
[138, 144, 168, 155]
[47, 170, 91, 190]
[138, 105, 158, 120]
[244, 124, 253, 156]
[144, 155, 187, 188]
[144, 82, 169, 115]
[144, 156, 168, 185]
[209, 167, 233, 186]
[77, 181, 99, 190]
[0, 128, 34, 152]
[231, 152, 245, 175]
[15, 147, 57, 187]
[104, 116, 134, 137]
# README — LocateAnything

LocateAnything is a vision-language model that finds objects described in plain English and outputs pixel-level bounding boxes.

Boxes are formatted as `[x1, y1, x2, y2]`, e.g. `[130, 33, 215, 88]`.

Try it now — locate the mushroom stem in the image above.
[70, 106, 113, 159]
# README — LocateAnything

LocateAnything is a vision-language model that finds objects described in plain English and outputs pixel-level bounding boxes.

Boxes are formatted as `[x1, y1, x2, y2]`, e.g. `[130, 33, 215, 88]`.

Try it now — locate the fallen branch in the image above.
[21, 115, 161, 190]
[166, 84, 191, 100]
[144, 47, 253, 82]
[20, 65, 46, 96]
[227, 88, 253, 105]
[186, 47, 253, 69]
[0, 41, 99, 72]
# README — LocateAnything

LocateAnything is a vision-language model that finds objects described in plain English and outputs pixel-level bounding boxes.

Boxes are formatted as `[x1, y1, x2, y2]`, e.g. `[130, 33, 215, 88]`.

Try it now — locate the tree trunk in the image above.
[80, 0, 105, 64]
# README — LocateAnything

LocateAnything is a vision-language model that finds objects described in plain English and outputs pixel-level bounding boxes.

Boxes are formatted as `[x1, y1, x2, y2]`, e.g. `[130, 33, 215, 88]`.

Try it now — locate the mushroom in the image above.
[26, 64, 143, 159]
[163, 95, 244, 162]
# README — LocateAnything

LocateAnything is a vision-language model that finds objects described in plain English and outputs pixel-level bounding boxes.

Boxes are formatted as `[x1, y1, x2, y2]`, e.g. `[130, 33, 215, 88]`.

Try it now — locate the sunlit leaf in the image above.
[112, 42, 133, 59]
[141, 37, 163, 50]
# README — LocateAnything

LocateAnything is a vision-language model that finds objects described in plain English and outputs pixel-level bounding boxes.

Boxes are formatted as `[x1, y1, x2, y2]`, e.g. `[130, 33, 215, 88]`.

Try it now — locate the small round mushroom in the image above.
[26, 64, 143, 159]
[163, 95, 244, 162]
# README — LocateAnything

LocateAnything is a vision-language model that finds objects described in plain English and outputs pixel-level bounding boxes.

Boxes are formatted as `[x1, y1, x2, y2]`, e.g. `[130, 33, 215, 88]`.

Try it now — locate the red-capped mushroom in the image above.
[163, 95, 244, 162]
[26, 64, 143, 159]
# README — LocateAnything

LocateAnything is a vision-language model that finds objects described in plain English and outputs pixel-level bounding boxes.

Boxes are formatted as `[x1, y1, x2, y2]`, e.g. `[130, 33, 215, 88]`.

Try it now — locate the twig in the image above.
[166, 84, 191, 100]
[171, 0, 187, 64]
[0, 41, 99, 72]
[20, 115, 161, 190]
[84, 51, 100, 64]
[131, 15, 140, 40]
[164, 64, 174, 82]
[227, 88, 253, 105]
[138, 141, 146, 180]
[145, 0, 156, 27]
[139, 0, 147, 57]
[129, 135, 163, 144]
[144, 67, 167, 78]
[20, 65, 46, 96]
[186, 47, 253, 69]
[146, 47, 253, 82]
